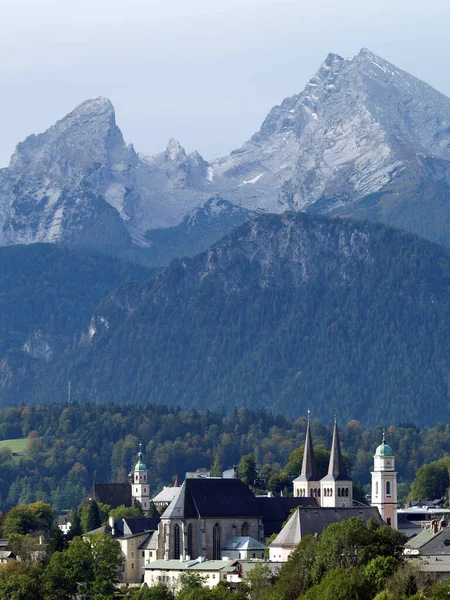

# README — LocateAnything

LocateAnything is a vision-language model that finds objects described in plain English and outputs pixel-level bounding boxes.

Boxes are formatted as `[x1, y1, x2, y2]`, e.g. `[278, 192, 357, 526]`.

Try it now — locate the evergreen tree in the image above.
[210, 454, 223, 478]
[69, 507, 82, 539]
[237, 453, 257, 487]
[81, 500, 101, 533]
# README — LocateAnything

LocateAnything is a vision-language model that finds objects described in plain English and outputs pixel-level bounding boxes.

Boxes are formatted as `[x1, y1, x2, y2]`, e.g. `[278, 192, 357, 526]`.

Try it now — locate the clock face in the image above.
[386, 461, 391, 466]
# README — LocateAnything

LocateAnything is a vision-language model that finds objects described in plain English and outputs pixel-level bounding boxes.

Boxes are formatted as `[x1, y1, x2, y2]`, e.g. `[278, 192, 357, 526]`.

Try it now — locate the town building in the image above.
[221, 536, 266, 560]
[143, 558, 240, 591]
[86, 516, 160, 584]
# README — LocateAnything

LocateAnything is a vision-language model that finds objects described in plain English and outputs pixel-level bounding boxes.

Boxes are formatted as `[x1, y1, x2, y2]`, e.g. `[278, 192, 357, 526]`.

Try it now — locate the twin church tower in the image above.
[293, 417, 398, 528]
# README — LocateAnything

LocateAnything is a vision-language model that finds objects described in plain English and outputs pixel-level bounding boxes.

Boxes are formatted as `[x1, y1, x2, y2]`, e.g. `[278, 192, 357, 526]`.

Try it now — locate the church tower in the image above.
[131, 444, 150, 516]
[371, 430, 397, 529]
[293, 412, 322, 504]
[320, 419, 353, 507]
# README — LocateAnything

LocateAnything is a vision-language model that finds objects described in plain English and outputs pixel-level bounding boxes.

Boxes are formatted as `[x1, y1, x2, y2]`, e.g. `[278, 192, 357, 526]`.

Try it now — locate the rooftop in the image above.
[145, 559, 237, 572]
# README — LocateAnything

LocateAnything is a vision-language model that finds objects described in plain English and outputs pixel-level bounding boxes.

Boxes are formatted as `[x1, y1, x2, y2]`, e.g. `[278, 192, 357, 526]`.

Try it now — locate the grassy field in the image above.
[0, 438, 27, 454]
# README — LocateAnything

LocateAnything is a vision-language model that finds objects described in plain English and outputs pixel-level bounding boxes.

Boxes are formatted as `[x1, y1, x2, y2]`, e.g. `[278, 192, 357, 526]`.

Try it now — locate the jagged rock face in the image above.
[0, 99, 214, 250]
[3, 49, 450, 257]
[213, 49, 450, 217]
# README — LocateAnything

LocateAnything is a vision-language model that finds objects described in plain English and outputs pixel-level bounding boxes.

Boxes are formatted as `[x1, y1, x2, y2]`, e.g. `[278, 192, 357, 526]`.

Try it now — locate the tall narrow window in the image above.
[386, 481, 391, 496]
[376, 481, 379, 496]
[187, 524, 193, 558]
[241, 522, 249, 537]
[173, 524, 181, 559]
[213, 523, 221, 560]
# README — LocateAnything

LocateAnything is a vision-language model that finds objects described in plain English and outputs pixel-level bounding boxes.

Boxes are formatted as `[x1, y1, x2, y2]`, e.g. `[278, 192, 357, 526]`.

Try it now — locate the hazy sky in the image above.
[1, 0, 450, 166]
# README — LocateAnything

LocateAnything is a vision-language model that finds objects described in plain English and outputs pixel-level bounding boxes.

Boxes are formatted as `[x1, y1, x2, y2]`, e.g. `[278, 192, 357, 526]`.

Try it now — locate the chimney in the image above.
[109, 515, 115, 536]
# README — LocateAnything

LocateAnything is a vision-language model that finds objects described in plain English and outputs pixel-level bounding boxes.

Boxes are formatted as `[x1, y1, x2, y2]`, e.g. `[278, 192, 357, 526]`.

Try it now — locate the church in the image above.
[87, 445, 151, 515]
[269, 419, 398, 560]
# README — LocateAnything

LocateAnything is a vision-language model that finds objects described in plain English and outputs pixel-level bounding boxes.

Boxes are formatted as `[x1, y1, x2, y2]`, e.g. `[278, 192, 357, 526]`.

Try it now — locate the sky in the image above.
[1, 0, 450, 166]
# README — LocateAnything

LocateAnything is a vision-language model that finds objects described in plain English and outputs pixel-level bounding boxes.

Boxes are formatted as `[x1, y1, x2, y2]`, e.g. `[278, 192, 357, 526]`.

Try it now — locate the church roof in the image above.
[257, 496, 317, 537]
[270, 506, 383, 549]
[161, 478, 260, 519]
[321, 421, 352, 482]
[294, 418, 318, 482]
[87, 483, 132, 508]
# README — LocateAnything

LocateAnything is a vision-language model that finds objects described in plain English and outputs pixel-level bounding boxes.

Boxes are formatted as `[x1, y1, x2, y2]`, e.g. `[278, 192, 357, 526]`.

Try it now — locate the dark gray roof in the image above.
[297, 419, 318, 482]
[321, 422, 352, 482]
[162, 478, 260, 519]
[257, 496, 317, 537]
[116, 517, 160, 536]
[405, 526, 450, 554]
[138, 532, 157, 550]
[270, 506, 383, 549]
[87, 483, 132, 508]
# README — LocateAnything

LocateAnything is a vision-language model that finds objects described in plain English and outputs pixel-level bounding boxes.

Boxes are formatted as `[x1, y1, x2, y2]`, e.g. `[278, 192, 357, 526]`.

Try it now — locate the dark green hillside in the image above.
[0, 244, 154, 397]
[8, 212, 450, 426]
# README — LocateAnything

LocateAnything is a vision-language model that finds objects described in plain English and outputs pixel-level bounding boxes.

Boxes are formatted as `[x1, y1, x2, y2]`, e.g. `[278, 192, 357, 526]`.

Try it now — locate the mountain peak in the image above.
[165, 139, 187, 161]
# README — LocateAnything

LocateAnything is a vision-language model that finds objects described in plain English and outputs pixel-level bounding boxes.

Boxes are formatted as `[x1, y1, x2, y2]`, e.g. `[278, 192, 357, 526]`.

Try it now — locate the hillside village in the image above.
[4, 419, 450, 598]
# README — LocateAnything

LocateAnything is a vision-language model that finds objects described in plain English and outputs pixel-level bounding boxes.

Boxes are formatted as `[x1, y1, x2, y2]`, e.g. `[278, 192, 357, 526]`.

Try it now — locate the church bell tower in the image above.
[371, 430, 398, 529]
[130, 444, 150, 516]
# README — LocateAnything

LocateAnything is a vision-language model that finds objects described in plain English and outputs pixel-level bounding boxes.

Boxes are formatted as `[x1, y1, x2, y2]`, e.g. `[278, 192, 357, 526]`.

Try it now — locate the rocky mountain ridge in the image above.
[3, 49, 450, 261]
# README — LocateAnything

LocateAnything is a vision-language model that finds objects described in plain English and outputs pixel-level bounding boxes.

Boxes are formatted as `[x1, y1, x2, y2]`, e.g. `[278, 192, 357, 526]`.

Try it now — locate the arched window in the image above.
[173, 523, 181, 559]
[296, 488, 299, 497]
[317, 488, 320, 497]
[241, 522, 249, 537]
[386, 481, 391, 496]
[338, 488, 341, 497]
[376, 481, 379, 496]
[346, 488, 349, 497]
[187, 524, 193, 558]
[213, 523, 221, 560]
[173, 524, 181, 559]
[330, 488, 333, 497]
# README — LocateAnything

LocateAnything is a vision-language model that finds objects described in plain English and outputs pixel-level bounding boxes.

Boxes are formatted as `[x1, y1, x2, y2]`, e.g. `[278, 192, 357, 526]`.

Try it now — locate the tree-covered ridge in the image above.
[0, 402, 449, 512]
[0, 243, 154, 402]
[15, 212, 450, 425]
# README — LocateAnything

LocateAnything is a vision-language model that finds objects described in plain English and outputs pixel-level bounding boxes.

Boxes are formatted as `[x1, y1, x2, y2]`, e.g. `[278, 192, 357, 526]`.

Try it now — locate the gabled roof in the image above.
[152, 487, 181, 504]
[270, 506, 383, 549]
[162, 478, 260, 519]
[221, 536, 266, 551]
[294, 419, 318, 482]
[405, 526, 450, 554]
[321, 422, 352, 482]
[87, 483, 132, 508]
[116, 517, 160, 536]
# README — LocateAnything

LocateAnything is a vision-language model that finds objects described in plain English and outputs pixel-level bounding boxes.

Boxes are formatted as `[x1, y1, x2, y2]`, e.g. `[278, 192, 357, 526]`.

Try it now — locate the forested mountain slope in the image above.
[0, 244, 153, 398]
[7, 212, 450, 426]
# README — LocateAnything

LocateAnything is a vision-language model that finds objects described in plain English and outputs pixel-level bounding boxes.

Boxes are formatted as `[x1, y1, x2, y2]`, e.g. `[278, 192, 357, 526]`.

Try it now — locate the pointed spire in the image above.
[327, 420, 351, 480]
[300, 410, 318, 481]
[173, 475, 179, 488]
